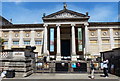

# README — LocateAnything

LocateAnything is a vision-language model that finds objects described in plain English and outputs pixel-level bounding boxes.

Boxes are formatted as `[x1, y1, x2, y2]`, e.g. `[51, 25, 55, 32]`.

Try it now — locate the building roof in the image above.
[1, 24, 44, 29]
[0, 16, 12, 26]
[89, 22, 120, 26]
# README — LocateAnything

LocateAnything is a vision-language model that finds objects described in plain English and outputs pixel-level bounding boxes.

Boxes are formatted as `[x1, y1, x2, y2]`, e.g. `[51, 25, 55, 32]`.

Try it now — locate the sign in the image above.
[13, 52, 24, 58]
[71, 63, 76, 68]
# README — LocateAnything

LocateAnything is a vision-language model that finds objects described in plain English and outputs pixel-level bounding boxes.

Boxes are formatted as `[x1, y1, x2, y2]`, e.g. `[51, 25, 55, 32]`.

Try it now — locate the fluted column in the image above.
[110, 28, 114, 49]
[71, 24, 77, 61]
[8, 30, 13, 49]
[43, 24, 48, 55]
[84, 23, 89, 58]
[56, 24, 61, 61]
[30, 30, 35, 46]
[19, 30, 24, 47]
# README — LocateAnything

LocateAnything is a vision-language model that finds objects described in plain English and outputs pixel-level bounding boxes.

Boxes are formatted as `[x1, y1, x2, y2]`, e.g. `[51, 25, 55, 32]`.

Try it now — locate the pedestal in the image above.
[56, 56, 61, 61]
[71, 56, 77, 61]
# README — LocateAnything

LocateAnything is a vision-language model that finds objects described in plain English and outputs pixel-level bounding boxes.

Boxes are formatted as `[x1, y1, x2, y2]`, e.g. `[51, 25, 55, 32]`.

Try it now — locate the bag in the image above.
[77, 63, 80, 67]
[90, 63, 95, 70]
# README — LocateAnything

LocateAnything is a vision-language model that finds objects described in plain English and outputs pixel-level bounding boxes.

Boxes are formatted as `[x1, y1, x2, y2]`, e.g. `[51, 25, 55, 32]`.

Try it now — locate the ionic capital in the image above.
[43, 24, 48, 27]
[71, 24, 75, 27]
[56, 24, 61, 27]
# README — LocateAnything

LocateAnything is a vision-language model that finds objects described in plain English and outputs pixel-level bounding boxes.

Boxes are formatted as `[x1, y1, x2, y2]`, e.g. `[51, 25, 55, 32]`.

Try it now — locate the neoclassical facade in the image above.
[0, 5, 120, 61]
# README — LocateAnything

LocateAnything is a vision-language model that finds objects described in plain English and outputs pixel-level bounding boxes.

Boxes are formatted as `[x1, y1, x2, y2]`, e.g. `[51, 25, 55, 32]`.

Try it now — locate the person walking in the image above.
[103, 59, 109, 78]
[0, 71, 7, 81]
[90, 60, 95, 79]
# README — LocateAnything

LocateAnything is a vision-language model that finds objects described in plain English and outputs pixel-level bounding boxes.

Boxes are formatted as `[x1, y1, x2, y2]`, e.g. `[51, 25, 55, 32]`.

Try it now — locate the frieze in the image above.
[52, 12, 79, 18]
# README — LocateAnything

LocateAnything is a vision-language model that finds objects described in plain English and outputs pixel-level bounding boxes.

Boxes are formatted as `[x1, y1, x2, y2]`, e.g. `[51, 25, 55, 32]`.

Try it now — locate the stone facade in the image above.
[0, 6, 120, 60]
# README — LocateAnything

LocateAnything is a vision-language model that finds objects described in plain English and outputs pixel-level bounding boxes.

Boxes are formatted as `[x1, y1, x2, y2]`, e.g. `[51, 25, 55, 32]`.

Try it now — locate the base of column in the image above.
[46, 56, 50, 62]
[71, 56, 77, 61]
[56, 56, 61, 61]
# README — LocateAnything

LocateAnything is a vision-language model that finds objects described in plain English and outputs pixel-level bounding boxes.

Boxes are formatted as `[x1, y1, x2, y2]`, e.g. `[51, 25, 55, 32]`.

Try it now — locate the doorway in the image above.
[61, 40, 70, 56]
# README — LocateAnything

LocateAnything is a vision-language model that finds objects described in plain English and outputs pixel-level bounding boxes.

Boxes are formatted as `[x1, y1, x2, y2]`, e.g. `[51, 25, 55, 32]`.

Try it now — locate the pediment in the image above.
[51, 12, 81, 18]
[43, 9, 89, 19]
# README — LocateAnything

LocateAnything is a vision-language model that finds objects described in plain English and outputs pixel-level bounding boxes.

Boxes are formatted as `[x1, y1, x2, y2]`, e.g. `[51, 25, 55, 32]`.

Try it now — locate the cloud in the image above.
[62, 3, 118, 22]
[2, 2, 118, 24]
[89, 5, 114, 22]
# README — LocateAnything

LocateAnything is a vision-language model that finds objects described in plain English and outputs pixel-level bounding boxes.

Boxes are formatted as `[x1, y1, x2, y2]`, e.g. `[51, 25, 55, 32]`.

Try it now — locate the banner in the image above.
[78, 28, 82, 51]
[50, 28, 54, 52]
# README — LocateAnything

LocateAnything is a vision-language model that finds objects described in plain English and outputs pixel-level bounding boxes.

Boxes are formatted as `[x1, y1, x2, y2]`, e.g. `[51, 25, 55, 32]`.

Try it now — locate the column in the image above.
[0, 30, 2, 37]
[43, 24, 48, 55]
[8, 30, 13, 49]
[56, 24, 61, 61]
[19, 30, 24, 47]
[30, 30, 35, 46]
[71, 24, 77, 61]
[84, 23, 89, 58]
[110, 28, 114, 49]
[98, 29, 102, 52]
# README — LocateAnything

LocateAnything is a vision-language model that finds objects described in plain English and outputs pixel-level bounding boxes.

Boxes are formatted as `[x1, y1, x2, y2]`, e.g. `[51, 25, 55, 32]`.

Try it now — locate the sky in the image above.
[1, 2, 119, 24]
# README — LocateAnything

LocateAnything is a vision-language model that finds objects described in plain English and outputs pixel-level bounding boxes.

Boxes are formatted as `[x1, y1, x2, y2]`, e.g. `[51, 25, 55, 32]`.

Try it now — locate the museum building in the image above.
[0, 4, 120, 61]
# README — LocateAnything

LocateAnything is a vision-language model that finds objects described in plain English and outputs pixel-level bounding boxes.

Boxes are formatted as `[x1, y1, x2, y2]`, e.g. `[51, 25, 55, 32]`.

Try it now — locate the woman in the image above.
[90, 60, 95, 79]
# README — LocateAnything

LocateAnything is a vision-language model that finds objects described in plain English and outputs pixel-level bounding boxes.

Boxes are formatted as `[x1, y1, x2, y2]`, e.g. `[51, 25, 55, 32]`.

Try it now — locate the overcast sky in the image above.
[1, 2, 119, 24]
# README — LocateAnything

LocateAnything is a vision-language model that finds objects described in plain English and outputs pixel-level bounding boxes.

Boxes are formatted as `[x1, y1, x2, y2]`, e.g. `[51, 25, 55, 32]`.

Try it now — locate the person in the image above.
[103, 59, 109, 78]
[90, 60, 95, 79]
[0, 71, 7, 81]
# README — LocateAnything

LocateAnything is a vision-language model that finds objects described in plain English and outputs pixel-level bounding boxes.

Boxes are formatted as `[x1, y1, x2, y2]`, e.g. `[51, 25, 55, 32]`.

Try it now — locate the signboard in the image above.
[13, 52, 24, 58]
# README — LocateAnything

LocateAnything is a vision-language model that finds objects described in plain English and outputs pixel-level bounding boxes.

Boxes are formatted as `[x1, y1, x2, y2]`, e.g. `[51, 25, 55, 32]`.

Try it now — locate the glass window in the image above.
[13, 41, 19, 45]
[3, 41, 8, 45]
[35, 41, 42, 45]
[24, 41, 30, 45]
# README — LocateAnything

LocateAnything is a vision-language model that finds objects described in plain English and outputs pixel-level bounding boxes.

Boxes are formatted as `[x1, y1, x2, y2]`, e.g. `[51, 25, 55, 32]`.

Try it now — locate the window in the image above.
[35, 41, 42, 45]
[24, 41, 30, 45]
[37, 33, 41, 37]
[3, 41, 8, 45]
[90, 40, 97, 43]
[4, 34, 7, 37]
[15, 33, 18, 37]
[102, 39, 109, 43]
[13, 41, 19, 45]
[26, 33, 29, 37]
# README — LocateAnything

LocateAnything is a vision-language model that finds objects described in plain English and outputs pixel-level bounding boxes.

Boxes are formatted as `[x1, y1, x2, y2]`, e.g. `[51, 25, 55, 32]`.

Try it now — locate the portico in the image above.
[43, 23, 89, 61]
[42, 4, 90, 61]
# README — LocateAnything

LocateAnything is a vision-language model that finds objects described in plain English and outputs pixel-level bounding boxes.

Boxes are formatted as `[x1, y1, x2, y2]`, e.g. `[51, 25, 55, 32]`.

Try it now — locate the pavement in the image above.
[2, 73, 120, 81]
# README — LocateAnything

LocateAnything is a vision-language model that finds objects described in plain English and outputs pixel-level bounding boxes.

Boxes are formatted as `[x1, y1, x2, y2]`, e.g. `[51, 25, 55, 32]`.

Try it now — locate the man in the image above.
[103, 59, 109, 78]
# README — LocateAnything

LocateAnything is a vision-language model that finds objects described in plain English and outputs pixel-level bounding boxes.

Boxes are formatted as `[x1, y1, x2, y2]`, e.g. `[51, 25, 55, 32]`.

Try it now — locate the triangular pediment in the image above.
[43, 9, 89, 19]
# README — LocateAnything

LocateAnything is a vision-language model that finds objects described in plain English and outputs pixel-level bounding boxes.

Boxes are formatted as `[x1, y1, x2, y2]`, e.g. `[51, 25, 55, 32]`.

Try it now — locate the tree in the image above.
[0, 37, 4, 51]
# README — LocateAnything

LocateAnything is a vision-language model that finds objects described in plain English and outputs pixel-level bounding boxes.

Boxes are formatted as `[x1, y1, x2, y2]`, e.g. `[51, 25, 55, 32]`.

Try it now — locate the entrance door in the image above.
[61, 40, 70, 56]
